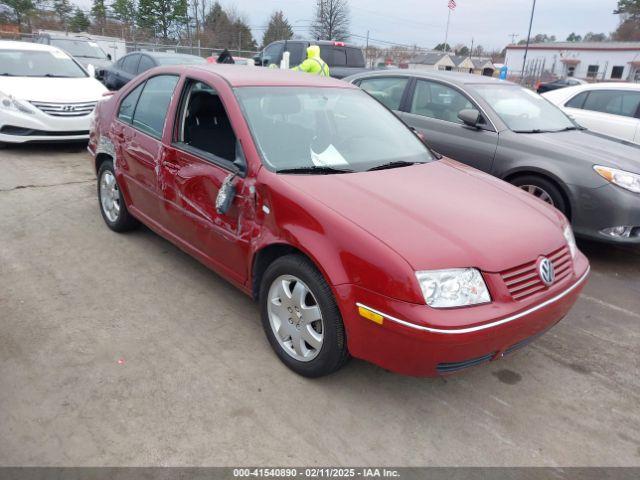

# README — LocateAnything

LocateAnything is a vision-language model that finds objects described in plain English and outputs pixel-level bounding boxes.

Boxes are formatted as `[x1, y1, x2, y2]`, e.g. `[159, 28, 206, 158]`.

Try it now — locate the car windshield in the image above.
[473, 84, 576, 132]
[50, 38, 108, 59]
[0, 49, 87, 77]
[155, 55, 207, 65]
[235, 87, 433, 173]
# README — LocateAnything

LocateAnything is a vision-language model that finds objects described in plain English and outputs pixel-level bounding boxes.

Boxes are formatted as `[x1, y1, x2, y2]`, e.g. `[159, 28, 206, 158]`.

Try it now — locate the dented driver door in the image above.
[158, 144, 254, 287]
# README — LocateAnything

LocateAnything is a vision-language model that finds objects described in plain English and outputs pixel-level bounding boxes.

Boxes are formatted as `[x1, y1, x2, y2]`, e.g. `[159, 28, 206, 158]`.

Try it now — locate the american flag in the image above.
[448, 0, 456, 10]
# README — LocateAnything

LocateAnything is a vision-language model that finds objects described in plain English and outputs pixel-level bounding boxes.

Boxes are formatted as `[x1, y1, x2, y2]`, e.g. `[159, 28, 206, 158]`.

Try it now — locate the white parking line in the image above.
[580, 294, 640, 320]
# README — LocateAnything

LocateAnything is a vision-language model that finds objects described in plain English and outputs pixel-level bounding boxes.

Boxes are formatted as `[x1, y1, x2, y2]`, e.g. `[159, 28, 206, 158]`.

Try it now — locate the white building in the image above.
[408, 52, 456, 71]
[505, 42, 640, 82]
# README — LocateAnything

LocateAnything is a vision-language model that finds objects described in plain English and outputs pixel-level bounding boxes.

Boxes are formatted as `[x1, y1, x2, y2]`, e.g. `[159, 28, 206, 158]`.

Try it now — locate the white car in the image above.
[0, 40, 107, 146]
[542, 82, 640, 145]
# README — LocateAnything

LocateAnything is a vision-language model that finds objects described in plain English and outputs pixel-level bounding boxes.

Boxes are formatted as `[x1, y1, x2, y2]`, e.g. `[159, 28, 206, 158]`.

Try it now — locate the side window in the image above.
[583, 90, 640, 118]
[263, 42, 283, 66]
[286, 43, 306, 67]
[331, 48, 347, 67]
[359, 77, 409, 110]
[131, 75, 179, 138]
[117, 82, 145, 123]
[346, 48, 365, 68]
[121, 54, 140, 74]
[177, 80, 237, 163]
[565, 91, 588, 109]
[409, 80, 474, 124]
[137, 55, 155, 74]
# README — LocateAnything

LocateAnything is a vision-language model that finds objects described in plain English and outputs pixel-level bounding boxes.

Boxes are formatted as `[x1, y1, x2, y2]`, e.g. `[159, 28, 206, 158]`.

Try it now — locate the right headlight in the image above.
[0, 90, 35, 114]
[415, 268, 491, 308]
[563, 224, 577, 259]
[594, 165, 640, 194]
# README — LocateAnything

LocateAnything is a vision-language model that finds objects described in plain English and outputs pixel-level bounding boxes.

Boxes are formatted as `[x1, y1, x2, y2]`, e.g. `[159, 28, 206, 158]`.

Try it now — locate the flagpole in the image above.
[444, 8, 451, 52]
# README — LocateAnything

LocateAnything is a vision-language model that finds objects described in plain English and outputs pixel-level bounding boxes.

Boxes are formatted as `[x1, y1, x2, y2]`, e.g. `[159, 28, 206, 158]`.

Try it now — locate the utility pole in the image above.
[508, 33, 519, 45]
[444, 7, 451, 52]
[522, 0, 537, 83]
[365, 30, 370, 68]
[470, 37, 474, 59]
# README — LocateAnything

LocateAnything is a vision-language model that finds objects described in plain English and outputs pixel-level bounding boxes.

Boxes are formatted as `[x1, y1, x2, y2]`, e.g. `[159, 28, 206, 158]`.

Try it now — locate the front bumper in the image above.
[570, 182, 640, 244]
[0, 107, 93, 144]
[335, 253, 590, 377]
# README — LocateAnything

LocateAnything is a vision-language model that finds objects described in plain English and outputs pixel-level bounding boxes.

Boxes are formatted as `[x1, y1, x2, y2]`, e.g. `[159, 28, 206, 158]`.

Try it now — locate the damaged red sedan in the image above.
[88, 65, 590, 377]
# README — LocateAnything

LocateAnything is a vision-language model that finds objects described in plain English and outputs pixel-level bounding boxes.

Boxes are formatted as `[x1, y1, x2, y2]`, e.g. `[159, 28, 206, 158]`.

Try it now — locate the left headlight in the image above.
[415, 268, 491, 308]
[563, 224, 577, 259]
[594, 165, 640, 194]
[0, 90, 35, 114]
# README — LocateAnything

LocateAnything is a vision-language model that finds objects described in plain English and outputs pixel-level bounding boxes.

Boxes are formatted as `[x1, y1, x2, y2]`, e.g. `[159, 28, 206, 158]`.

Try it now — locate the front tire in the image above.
[97, 160, 139, 232]
[511, 175, 567, 216]
[260, 255, 349, 377]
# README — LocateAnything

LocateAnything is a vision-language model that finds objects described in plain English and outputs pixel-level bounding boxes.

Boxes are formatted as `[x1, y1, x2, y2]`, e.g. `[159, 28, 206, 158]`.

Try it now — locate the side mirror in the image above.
[458, 109, 481, 128]
[261, 56, 272, 67]
[216, 174, 237, 215]
[107, 53, 112, 61]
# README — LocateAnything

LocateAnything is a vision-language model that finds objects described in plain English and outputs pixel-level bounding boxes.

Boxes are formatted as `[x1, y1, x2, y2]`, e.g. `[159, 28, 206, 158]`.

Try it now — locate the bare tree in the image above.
[310, 0, 350, 41]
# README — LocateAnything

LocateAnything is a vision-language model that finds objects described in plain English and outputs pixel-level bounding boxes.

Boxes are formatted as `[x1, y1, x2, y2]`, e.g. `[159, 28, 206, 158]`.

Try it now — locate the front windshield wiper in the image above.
[367, 160, 422, 171]
[276, 166, 354, 175]
[0, 73, 15, 76]
[42, 74, 74, 78]
[512, 129, 546, 133]
[555, 126, 585, 132]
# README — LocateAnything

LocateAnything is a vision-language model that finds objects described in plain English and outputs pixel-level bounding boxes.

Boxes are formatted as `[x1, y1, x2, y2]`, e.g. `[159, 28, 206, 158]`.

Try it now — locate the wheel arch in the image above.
[502, 167, 573, 220]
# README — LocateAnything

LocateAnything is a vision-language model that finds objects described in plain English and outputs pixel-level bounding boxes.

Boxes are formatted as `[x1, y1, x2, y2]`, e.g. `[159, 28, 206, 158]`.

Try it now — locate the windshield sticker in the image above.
[50, 50, 68, 59]
[310, 145, 349, 167]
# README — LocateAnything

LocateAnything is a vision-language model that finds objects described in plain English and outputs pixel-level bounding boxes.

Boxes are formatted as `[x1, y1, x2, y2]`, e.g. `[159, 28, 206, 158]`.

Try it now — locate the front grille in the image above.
[500, 246, 573, 301]
[0, 125, 89, 136]
[437, 352, 496, 374]
[30, 100, 97, 117]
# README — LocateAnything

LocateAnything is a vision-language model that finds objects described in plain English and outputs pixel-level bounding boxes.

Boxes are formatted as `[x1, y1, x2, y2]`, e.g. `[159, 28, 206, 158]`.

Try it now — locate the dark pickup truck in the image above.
[254, 40, 368, 79]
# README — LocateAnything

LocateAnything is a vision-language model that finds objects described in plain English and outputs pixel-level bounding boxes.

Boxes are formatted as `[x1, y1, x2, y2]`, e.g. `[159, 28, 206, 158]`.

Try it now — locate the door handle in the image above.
[163, 161, 180, 174]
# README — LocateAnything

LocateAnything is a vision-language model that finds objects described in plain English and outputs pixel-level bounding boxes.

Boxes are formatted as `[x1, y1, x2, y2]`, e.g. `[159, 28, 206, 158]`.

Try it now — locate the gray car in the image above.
[345, 70, 640, 244]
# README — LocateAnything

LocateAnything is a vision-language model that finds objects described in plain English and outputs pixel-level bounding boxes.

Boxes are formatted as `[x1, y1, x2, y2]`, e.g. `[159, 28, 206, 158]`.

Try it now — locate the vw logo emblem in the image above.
[537, 257, 555, 286]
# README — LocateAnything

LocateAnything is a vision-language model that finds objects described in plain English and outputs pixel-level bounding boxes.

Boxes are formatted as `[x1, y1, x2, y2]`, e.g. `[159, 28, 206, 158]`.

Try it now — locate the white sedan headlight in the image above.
[415, 268, 491, 308]
[0, 91, 34, 114]
[563, 224, 577, 259]
[594, 165, 640, 194]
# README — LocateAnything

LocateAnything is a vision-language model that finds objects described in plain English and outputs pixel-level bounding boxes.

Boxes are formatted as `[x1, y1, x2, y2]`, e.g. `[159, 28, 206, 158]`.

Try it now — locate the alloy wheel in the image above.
[100, 170, 121, 222]
[267, 275, 324, 362]
[518, 184, 555, 206]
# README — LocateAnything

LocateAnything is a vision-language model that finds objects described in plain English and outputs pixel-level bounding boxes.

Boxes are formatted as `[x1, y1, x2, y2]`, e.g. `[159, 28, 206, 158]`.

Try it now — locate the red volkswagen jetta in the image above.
[88, 65, 590, 377]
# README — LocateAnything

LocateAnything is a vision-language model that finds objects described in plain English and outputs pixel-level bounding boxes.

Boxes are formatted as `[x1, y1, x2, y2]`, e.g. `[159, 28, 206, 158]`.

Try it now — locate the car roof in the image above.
[348, 68, 516, 87]
[0, 40, 61, 52]
[568, 82, 640, 91]
[186, 64, 358, 88]
[133, 51, 202, 59]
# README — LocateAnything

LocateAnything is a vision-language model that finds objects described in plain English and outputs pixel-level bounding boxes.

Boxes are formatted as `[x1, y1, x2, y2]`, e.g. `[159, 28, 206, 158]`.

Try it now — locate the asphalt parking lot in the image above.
[1, 144, 639, 467]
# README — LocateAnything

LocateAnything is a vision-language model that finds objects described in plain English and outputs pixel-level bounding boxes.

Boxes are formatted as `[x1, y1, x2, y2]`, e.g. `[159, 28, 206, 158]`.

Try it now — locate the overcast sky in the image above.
[239, 0, 621, 50]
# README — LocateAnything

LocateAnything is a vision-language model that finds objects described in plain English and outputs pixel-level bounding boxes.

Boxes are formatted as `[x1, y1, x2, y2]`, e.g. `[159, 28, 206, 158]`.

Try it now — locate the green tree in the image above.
[566, 32, 582, 42]
[91, 0, 107, 27]
[456, 45, 469, 56]
[4, 0, 35, 26]
[261, 10, 293, 47]
[69, 7, 90, 31]
[433, 42, 451, 51]
[204, 3, 256, 51]
[614, 0, 640, 40]
[53, 0, 73, 27]
[137, 0, 187, 38]
[111, 0, 136, 24]
[583, 32, 608, 42]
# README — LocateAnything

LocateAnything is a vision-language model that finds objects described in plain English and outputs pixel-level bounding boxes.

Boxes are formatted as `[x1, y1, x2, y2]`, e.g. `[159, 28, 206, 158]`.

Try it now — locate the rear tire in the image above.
[97, 160, 139, 232]
[260, 254, 349, 378]
[511, 175, 567, 216]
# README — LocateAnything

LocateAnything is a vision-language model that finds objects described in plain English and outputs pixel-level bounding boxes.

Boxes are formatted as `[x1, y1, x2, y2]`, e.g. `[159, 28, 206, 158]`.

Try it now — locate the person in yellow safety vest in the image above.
[292, 45, 330, 77]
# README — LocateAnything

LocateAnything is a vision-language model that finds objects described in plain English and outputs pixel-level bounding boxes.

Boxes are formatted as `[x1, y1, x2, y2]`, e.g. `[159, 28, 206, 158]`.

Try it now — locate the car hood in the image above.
[279, 159, 567, 273]
[0, 76, 107, 103]
[510, 129, 640, 173]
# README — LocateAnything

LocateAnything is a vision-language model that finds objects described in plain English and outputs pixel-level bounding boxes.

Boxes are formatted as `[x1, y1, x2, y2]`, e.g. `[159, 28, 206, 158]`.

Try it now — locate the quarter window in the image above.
[410, 80, 474, 124]
[582, 90, 640, 118]
[358, 77, 409, 110]
[565, 92, 588, 109]
[117, 83, 145, 123]
[131, 75, 180, 138]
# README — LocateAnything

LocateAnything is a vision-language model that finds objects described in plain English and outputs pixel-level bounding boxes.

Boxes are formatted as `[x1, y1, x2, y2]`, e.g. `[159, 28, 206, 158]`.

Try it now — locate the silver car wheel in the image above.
[519, 184, 555, 206]
[100, 170, 121, 223]
[267, 275, 324, 362]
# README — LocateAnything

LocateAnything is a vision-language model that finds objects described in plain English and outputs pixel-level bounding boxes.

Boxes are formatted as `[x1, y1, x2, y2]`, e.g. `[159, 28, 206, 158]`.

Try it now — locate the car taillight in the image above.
[334, 41, 345, 46]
